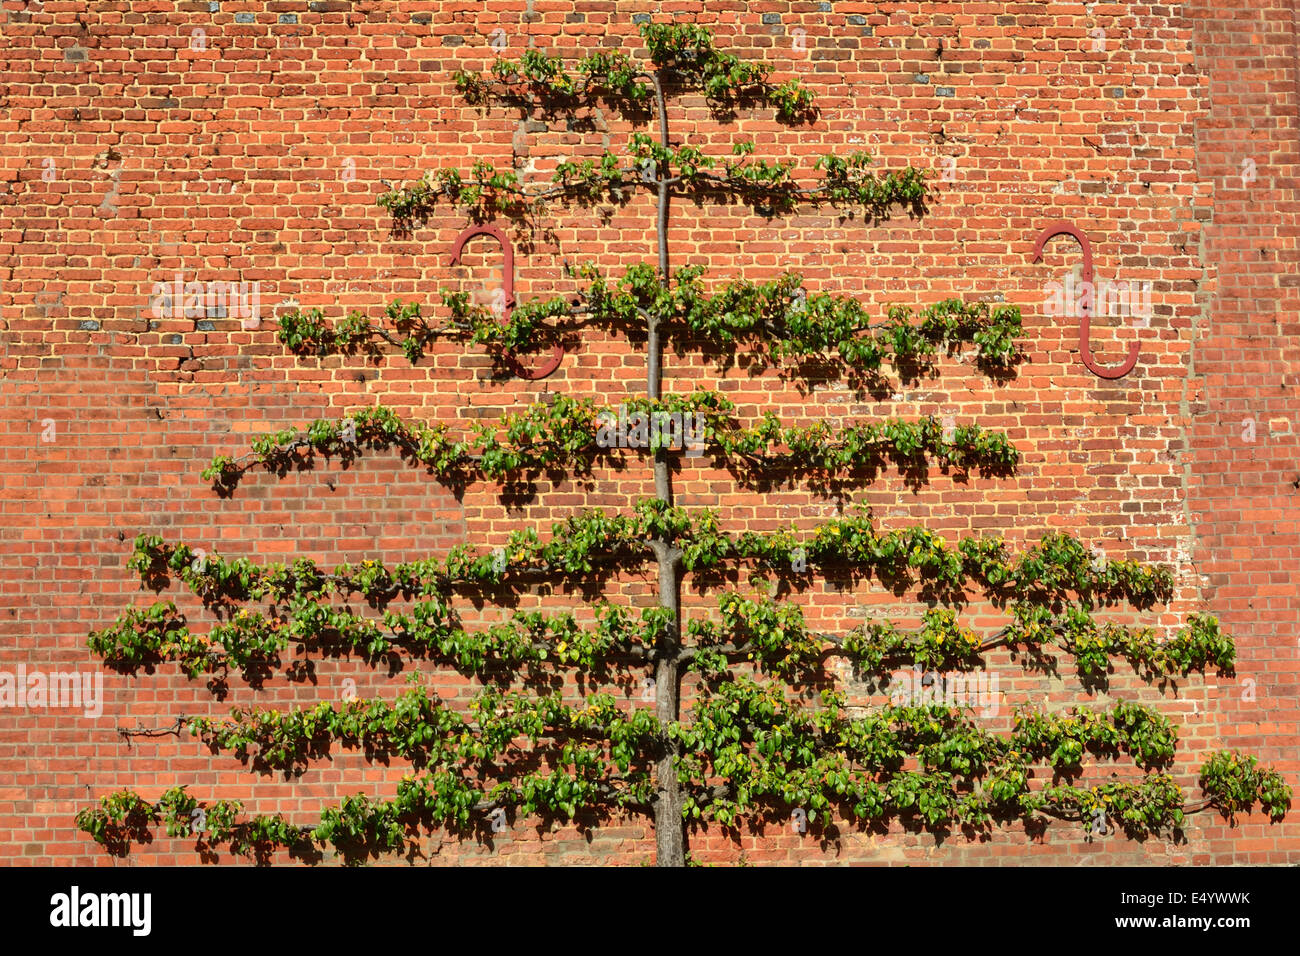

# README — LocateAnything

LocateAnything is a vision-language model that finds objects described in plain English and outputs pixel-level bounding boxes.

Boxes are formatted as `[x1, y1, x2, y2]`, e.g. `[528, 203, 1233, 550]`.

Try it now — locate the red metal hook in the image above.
[1031, 220, 1139, 380]
[450, 222, 564, 380]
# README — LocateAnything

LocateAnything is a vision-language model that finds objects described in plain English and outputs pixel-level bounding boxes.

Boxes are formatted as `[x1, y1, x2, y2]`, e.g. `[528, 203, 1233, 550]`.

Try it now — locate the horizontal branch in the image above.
[681, 592, 1234, 686]
[277, 265, 1024, 397]
[89, 598, 662, 685]
[200, 395, 1019, 503]
[378, 141, 929, 227]
[112, 502, 1177, 624]
[451, 23, 817, 122]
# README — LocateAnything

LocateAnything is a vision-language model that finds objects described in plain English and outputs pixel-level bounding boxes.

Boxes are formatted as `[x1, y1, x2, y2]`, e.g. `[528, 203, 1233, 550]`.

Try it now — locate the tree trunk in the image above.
[648, 72, 686, 867]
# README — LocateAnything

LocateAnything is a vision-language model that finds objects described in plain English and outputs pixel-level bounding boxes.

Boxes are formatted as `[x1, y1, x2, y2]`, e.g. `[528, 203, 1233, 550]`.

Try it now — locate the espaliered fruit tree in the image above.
[79, 23, 1289, 867]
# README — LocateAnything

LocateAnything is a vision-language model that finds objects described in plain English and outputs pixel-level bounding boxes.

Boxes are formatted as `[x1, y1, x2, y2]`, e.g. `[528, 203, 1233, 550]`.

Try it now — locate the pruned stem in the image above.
[648, 70, 686, 868]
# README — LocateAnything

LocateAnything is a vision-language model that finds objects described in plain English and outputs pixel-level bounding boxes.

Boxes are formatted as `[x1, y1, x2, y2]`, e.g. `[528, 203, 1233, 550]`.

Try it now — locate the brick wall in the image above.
[1181, 0, 1300, 864]
[0, 1, 1295, 865]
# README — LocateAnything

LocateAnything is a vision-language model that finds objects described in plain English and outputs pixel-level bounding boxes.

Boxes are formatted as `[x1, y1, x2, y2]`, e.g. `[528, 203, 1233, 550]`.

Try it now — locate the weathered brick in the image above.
[0, 0, 1293, 868]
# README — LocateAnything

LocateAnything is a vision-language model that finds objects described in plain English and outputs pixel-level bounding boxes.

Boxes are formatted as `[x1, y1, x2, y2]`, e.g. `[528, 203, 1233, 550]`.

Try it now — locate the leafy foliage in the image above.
[198, 394, 1019, 498]
[80, 694, 1288, 858]
[451, 23, 814, 120]
[113, 504, 1178, 611]
[277, 264, 1022, 395]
